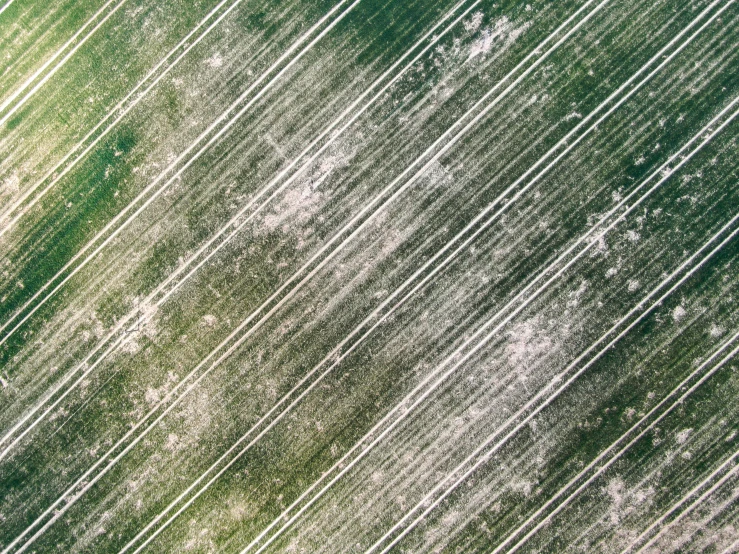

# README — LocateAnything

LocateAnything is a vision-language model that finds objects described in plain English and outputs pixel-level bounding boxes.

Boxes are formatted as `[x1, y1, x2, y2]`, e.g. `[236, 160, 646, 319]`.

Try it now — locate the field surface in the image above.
[0, 0, 738, 552]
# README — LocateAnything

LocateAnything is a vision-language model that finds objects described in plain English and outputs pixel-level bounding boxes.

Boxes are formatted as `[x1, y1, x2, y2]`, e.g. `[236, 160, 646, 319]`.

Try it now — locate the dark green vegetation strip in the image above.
[0, 0, 738, 552]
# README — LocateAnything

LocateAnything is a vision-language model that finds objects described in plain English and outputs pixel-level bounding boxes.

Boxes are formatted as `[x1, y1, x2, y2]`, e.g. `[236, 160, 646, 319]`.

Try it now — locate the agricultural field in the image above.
[0, 0, 737, 551]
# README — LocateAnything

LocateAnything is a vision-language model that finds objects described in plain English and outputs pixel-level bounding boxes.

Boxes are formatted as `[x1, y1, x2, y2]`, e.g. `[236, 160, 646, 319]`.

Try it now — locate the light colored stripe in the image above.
[116, 3, 487, 551]
[371, 96, 739, 553]
[0, 0, 599, 467]
[0, 0, 15, 17]
[0, 1, 608, 550]
[0, 0, 357, 348]
[371, 210, 739, 554]
[249, 198, 739, 554]
[719, 537, 739, 554]
[627, 449, 739, 553]
[0, 0, 253, 237]
[366, 180, 739, 552]
[0, 0, 127, 126]
[126, 4, 736, 552]
[0, 1, 363, 551]
[0, 0, 479, 464]
[240, 8, 737, 552]
[496, 336, 739, 554]
[363, 6, 738, 549]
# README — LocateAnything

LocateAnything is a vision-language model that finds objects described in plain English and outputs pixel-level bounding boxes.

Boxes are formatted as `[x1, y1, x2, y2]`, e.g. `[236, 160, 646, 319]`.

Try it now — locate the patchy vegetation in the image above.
[0, 0, 737, 552]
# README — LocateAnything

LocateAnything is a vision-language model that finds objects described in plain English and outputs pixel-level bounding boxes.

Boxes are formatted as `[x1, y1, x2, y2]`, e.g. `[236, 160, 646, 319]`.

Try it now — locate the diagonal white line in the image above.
[495, 336, 739, 554]
[0, 0, 480, 464]
[682, 487, 739, 553]
[0, 0, 256, 237]
[114, 4, 491, 551]
[610, 485, 739, 554]
[2, 0, 736, 548]
[719, 537, 739, 554]
[0, 0, 602, 466]
[249, 200, 739, 554]
[238, 11, 738, 554]
[0, 0, 358, 348]
[155, 0, 729, 310]
[0, 0, 15, 17]
[361, 6, 739, 548]
[0, 0, 128, 127]
[120, 4, 737, 552]
[370, 206, 739, 554]
[626, 448, 739, 554]
[630, 466, 739, 554]
[0, 1, 364, 551]
[0, 1, 609, 551]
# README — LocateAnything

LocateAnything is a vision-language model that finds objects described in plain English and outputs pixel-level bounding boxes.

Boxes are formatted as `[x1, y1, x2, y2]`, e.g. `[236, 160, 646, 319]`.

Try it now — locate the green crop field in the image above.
[0, 0, 738, 552]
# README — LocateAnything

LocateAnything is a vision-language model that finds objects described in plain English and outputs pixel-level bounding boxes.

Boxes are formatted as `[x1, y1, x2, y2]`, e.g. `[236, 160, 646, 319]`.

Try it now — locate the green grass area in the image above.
[0, 0, 737, 552]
